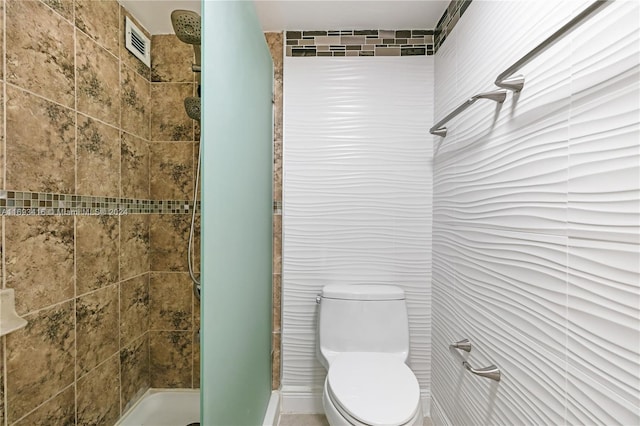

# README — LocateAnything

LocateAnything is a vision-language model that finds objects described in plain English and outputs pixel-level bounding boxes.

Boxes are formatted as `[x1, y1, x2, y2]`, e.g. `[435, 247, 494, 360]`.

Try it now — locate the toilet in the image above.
[316, 284, 422, 426]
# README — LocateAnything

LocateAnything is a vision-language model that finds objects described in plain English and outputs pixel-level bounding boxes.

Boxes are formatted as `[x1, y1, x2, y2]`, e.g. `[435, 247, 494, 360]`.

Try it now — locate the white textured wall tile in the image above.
[566, 365, 640, 426]
[283, 57, 433, 400]
[433, 0, 640, 425]
[568, 238, 640, 407]
[568, 1, 640, 244]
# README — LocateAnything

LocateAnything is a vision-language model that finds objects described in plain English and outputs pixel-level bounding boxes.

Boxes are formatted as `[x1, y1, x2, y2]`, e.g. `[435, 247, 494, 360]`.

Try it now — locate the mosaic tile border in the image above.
[0, 190, 196, 215]
[286, 29, 434, 57]
[434, 0, 473, 50]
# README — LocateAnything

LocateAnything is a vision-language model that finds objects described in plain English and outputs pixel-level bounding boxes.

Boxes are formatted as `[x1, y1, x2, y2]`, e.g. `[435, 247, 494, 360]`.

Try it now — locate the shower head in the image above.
[184, 97, 200, 121]
[171, 10, 201, 45]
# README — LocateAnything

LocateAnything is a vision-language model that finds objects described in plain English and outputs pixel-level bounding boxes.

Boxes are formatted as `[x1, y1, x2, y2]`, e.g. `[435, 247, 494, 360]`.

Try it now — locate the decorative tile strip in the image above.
[0, 190, 197, 216]
[273, 201, 282, 215]
[285, 29, 435, 57]
[434, 0, 473, 51]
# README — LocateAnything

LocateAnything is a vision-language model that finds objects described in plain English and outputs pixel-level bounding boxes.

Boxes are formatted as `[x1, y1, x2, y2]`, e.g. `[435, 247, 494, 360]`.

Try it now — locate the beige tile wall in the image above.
[0, 1, 199, 425]
[148, 33, 200, 390]
[265, 31, 284, 391]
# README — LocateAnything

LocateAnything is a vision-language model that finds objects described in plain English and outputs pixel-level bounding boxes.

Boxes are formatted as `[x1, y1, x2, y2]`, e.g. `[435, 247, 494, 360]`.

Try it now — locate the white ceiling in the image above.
[118, 0, 449, 35]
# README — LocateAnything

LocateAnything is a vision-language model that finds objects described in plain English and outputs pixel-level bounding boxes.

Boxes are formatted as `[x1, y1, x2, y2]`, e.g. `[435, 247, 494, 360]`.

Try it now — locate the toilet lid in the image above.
[327, 353, 420, 426]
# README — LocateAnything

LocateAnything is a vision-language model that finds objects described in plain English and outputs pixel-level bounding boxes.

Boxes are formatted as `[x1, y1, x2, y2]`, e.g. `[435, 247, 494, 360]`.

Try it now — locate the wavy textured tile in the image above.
[432, 1, 640, 425]
[568, 238, 640, 408]
[568, 2, 640, 244]
[283, 57, 433, 398]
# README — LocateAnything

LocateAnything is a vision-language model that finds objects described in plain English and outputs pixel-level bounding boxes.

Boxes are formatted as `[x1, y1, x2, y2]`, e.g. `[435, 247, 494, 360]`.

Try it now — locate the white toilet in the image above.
[316, 284, 423, 426]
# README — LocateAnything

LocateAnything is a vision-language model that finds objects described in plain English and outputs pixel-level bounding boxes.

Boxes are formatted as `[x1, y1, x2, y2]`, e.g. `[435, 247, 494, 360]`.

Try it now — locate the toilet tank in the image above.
[317, 284, 410, 369]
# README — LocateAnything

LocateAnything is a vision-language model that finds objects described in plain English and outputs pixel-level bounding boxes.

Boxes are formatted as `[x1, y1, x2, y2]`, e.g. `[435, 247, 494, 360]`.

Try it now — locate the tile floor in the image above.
[277, 414, 433, 426]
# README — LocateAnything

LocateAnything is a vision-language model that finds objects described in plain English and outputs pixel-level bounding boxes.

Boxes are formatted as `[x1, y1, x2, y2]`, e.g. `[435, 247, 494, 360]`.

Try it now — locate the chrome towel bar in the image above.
[463, 361, 501, 382]
[430, 0, 612, 137]
[450, 339, 502, 381]
[429, 89, 507, 137]
[495, 0, 612, 91]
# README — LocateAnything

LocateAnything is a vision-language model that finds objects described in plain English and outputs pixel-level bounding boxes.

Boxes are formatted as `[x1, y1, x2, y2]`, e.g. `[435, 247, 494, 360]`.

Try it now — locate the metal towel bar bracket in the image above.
[450, 339, 472, 352]
[463, 361, 501, 381]
[450, 339, 502, 381]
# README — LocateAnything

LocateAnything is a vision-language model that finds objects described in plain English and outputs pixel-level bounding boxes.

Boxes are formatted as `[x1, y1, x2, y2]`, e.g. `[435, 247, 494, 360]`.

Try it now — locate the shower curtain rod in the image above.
[430, 0, 612, 137]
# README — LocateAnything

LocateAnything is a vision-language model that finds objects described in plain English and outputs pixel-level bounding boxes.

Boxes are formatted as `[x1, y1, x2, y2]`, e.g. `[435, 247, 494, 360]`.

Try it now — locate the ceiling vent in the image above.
[125, 16, 151, 67]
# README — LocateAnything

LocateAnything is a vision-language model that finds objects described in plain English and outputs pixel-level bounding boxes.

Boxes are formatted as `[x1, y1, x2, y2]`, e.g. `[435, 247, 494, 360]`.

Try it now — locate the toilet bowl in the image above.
[322, 353, 422, 426]
[316, 284, 423, 426]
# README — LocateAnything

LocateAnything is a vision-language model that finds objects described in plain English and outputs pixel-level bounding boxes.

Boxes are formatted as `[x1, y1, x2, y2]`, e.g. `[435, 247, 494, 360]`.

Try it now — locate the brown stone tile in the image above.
[120, 5, 151, 80]
[75, 0, 119, 55]
[150, 214, 190, 272]
[274, 76, 283, 141]
[194, 113, 201, 141]
[120, 334, 150, 413]
[76, 215, 119, 295]
[150, 272, 192, 331]
[0, 343, 3, 425]
[122, 64, 151, 140]
[274, 139, 282, 202]
[265, 32, 283, 77]
[41, 0, 74, 21]
[0, 89, 4, 191]
[120, 274, 150, 347]
[273, 214, 282, 274]
[193, 328, 200, 388]
[5, 301, 75, 422]
[120, 214, 150, 280]
[272, 332, 281, 390]
[12, 385, 75, 426]
[151, 83, 194, 141]
[150, 331, 192, 388]
[5, 87, 75, 194]
[149, 142, 194, 199]
[151, 34, 195, 83]
[273, 273, 282, 333]
[76, 284, 119, 374]
[76, 31, 120, 126]
[0, 2, 3, 80]
[5, 215, 74, 315]
[77, 356, 120, 426]
[6, 0, 75, 107]
[121, 132, 150, 199]
[76, 114, 120, 197]
[193, 292, 200, 331]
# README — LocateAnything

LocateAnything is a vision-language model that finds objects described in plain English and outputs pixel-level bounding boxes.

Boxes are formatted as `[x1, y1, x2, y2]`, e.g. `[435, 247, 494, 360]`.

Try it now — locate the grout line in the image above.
[2, 0, 5, 195]
[9, 382, 75, 426]
[72, 2, 79, 419]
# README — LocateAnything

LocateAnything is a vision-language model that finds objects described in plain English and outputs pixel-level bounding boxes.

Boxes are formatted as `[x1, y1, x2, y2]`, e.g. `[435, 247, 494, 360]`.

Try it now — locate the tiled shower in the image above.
[0, 1, 200, 424]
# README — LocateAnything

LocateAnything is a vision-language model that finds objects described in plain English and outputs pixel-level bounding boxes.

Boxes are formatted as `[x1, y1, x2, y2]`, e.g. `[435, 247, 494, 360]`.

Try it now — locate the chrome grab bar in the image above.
[463, 361, 501, 382]
[429, 89, 507, 136]
[450, 339, 472, 352]
[495, 0, 612, 91]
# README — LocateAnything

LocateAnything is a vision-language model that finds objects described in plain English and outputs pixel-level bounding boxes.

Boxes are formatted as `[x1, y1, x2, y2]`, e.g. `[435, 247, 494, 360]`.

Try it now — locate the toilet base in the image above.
[322, 380, 423, 426]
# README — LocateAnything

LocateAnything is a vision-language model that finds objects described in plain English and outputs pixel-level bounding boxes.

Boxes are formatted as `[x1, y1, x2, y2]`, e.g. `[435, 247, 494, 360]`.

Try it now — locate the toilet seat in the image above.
[326, 353, 421, 426]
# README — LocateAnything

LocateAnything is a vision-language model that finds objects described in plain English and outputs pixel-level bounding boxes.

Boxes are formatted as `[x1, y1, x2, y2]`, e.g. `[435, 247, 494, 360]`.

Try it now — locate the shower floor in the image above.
[116, 389, 200, 426]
